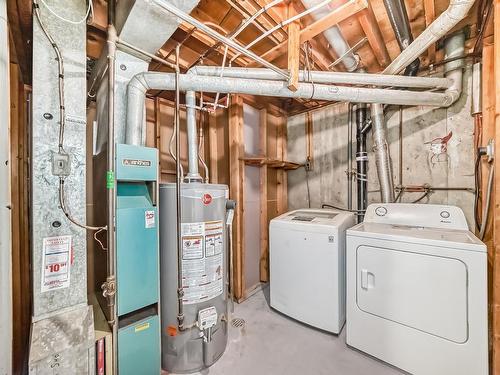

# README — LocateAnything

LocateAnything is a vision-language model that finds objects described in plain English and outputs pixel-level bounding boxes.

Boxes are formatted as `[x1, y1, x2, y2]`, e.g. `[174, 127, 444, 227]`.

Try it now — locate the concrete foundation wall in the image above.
[287, 65, 476, 228]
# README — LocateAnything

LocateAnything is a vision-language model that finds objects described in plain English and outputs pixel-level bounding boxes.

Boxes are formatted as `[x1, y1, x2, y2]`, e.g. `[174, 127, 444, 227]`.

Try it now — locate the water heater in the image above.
[160, 182, 229, 373]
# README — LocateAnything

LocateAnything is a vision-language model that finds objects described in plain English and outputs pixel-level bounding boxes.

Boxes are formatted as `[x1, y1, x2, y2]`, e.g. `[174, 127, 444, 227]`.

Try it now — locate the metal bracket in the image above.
[101, 276, 116, 298]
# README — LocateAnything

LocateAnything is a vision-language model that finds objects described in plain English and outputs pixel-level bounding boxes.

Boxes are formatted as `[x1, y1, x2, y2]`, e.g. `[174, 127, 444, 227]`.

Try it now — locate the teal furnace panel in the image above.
[118, 315, 160, 375]
[116, 143, 158, 181]
[116, 184, 159, 316]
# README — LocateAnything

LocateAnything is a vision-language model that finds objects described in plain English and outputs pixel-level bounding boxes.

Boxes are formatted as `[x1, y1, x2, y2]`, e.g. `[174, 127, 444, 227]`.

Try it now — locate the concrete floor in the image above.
[184, 286, 404, 375]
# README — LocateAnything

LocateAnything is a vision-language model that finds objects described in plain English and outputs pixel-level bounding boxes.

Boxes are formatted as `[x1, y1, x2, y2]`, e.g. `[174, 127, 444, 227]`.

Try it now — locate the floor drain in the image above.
[231, 318, 246, 328]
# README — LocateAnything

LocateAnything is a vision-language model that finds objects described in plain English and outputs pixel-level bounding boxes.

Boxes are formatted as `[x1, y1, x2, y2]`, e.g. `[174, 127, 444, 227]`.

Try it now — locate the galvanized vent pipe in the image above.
[185, 90, 203, 182]
[383, 0, 475, 75]
[300, 0, 359, 71]
[187, 66, 452, 89]
[382, 0, 420, 76]
[125, 72, 461, 146]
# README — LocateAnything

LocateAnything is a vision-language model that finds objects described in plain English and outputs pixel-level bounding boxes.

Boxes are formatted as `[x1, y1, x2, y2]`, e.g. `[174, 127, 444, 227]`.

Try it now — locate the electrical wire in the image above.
[304, 165, 311, 208]
[411, 191, 430, 203]
[34, 0, 106, 234]
[479, 163, 494, 240]
[198, 106, 210, 183]
[39, 0, 93, 25]
[321, 203, 365, 215]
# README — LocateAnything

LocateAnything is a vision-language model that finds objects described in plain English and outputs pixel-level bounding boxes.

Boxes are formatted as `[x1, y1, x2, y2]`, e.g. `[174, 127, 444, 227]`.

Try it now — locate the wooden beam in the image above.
[259, 109, 269, 282]
[423, 0, 436, 62]
[7, 0, 32, 83]
[287, 3, 300, 91]
[356, 3, 391, 68]
[229, 95, 245, 300]
[492, 1, 500, 371]
[178, 22, 252, 66]
[234, 0, 288, 42]
[248, 0, 367, 66]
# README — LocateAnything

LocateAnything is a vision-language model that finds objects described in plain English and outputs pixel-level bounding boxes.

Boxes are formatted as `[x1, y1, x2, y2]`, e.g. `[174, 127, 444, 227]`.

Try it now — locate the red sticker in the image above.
[202, 193, 212, 205]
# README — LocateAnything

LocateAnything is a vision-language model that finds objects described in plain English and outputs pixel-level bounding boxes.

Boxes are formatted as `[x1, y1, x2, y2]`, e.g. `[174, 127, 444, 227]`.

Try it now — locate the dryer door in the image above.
[356, 245, 468, 343]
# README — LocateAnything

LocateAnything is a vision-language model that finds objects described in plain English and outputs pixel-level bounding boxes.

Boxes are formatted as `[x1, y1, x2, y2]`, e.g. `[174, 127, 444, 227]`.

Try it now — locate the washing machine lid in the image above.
[271, 208, 354, 228]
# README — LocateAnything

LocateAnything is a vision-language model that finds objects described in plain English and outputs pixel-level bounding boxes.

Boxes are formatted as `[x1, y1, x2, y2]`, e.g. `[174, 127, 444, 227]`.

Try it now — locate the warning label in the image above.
[41, 235, 72, 293]
[181, 221, 224, 304]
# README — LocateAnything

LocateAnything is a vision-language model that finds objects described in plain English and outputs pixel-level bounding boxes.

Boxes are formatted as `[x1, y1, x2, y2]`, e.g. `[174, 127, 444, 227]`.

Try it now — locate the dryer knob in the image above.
[375, 206, 387, 216]
[440, 211, 450, 219]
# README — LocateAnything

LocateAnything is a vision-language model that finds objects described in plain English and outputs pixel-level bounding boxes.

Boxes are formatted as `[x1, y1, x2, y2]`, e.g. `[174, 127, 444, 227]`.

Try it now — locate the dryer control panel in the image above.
[364, 203, 469, 231]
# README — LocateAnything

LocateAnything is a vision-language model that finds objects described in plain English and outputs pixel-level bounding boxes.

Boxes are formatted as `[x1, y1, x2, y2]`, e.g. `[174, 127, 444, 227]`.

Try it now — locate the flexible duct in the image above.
[371, 104, 395, 202]
[300, 0, 359, 71]
[125, 72, 461, 146]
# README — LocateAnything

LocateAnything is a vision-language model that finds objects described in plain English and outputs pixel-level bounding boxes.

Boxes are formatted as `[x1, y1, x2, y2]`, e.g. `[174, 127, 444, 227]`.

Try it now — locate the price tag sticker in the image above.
[41, 235, 72, 292]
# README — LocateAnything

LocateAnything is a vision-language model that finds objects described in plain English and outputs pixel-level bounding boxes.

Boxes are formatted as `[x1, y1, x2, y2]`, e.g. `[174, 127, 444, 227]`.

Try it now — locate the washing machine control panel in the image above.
[364, 203, 469, 231]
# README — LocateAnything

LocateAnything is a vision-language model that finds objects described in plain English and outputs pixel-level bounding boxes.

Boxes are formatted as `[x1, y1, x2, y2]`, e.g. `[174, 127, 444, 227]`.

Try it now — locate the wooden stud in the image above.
[287, 3, 300, 91]
[259, 108, 269, 282]
[229, 95, 245, 300]
[492, 2, 500, 371]
[248, 0, 367, 66]
[276, 111, 287, 215]
[357, 3, 391, 68]
[423, 0, 436, 63]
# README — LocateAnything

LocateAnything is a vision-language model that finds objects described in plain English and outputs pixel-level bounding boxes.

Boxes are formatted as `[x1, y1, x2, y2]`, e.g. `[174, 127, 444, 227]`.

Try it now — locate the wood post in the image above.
[287, 2, 300, 91]
[259, 108, 269, 282]
[229, 95, 245, 300]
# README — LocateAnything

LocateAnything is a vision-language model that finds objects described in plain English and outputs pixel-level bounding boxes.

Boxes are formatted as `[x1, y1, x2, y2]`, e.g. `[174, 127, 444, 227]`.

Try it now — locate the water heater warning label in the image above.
[181, 221, 224, 305]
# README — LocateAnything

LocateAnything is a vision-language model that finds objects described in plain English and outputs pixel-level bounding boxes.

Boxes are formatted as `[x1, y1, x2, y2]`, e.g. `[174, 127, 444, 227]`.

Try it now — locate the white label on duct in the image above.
[198, 306, 218, 330]
[181, 221, 224, 305]
[41, 235, 72, 293]
[145, 210, 155, 229]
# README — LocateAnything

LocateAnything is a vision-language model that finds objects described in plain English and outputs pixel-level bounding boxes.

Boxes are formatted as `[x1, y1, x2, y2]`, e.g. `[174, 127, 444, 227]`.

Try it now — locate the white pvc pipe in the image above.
[301, 0, 359, 71]
[125, 71, 459, 146]
[188, 66, 453, 89]
[0, 1, 12, 374]
[384, 0, 475, 75]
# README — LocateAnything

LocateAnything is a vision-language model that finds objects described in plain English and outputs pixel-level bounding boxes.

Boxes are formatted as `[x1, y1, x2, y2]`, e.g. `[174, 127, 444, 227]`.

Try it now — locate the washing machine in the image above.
[270, 208, 355, 333]
[346, 203, 487, 375]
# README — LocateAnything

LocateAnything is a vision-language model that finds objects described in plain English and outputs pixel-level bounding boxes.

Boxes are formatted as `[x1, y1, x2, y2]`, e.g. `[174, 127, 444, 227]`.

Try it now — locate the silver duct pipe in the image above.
[371, 104, 395, 202]
[125, 72, 460, 145]
[185, 90, 202, 182]
[384, 0, 475, 75]
[301, 0, 359, 71]
[372, 0, 470, 203]
[444, 32, 465, 100]
[371, 33, 466, 204]
[187, 66, 453, 89]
